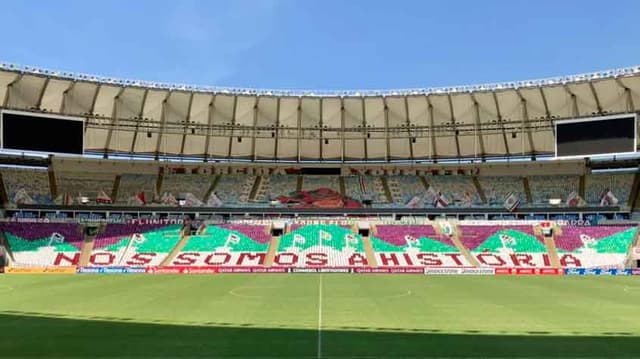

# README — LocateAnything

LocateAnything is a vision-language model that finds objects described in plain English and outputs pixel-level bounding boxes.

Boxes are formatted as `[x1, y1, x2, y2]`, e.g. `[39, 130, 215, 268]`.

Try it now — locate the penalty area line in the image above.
[317, 274, 323, 359]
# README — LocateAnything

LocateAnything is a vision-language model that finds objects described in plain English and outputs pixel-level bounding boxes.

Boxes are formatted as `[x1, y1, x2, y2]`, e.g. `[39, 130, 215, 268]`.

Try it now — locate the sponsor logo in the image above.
[5, 266, 76, 274]
[460, 268, 495, 275]
[424, 268, 462, 275]
[632, 268, 640, 275]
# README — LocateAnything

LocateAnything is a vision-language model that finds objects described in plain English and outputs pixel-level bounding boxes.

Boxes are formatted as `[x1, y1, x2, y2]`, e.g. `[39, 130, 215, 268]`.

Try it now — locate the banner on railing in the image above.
[564, 268, 633, 276]
[5, 266, 76, 274]
[77, 267, 146, 274]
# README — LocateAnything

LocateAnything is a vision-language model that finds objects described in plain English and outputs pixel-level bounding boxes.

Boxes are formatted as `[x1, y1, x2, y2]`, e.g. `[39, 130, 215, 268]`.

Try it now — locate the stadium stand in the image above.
[116, 174, 157, 204]
[528, 175, 580, 205]
[171, 224, 270, 266]
[426, 176, 482, 207]
[254, 175, 299, 202]
[55, 171, 116, 202]
[274, 224, 367, 267]
[479, 176, 526, 207]
[90, 223, 183, 266]
[1, 167, 52, 204]
[387, 175, 426, 205]
[213, 175, 256, 206]
[585, 173, 634, 206]
[0, 222, 83, 266]
[553, 225, 637, 268]
[160, 174, 213, 203]
[342, 175, 387, 204]
[458, 225, 550, 267]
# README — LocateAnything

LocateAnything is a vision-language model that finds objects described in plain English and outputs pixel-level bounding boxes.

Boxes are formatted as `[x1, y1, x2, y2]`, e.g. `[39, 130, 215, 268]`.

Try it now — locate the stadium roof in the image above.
[1, 62, 639, 162]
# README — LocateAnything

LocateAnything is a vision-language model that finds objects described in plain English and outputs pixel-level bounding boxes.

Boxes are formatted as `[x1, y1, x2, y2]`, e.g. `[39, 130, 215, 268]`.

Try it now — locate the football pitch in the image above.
[1, 275, 639, 358]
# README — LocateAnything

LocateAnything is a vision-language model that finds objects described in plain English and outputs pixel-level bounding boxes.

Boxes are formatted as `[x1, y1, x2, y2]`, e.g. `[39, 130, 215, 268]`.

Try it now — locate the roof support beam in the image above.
[469, 94, 486, 159]
[35, 78, 50, 111]
[538, 87, 556, 136]
[588, 82, 603, 114]
[84, 84, 101, 135]
[563, 84, 579, 117]
[615, 78, 636, 112]
[340, 97, 345, 162]
[179, 92, 195, 157]
[403, 96, 415, 161]
[250, 96, 260, 161]
[3, 74, 23, 108]
[104, 87, 126, 157]
[60, 81, 76, 114]
[296, 97, 302, 162]
[227, 95, 239, 160]
[203, 95, 216, 162]
[426, 96, 437, 161]
[273, 97, 281, 161]
[361, 97, 368, 161]
[515, 89, 536, 155]
[447, 94, 461, 158]
[318, 98, 324, 161]
[154, 91, 173, 161]
[129, 89, 149, 155]
[492, 92, 511, 157]
[383, 97, 391, 162]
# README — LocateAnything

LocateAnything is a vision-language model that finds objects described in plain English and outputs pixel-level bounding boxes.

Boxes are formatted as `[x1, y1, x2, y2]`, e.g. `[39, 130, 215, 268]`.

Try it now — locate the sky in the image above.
[2, 0, 640, 91]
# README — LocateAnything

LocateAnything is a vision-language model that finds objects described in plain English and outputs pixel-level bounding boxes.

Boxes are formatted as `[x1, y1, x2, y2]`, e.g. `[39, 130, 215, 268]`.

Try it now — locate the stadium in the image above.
[2, 5, 640, 356]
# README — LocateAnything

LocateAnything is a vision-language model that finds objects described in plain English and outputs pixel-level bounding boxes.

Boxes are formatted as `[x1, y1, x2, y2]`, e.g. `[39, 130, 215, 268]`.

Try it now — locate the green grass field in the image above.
[1, 274, 639, 358]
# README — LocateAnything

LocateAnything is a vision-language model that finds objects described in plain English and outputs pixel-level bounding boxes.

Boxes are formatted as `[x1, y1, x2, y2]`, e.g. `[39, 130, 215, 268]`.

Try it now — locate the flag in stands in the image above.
[345, 234, 358, 248]
[433, 192, 449, 208]
[48, 232, 65, 246]
[13, 188, 34, 205]
[225, 233, 241, 247]
[319, 230, 332, 245]
[600, 189, 619, 206]
[566, 191, 586, 207]
[137, 191, 147, 205]
[504, 192, 520, 212]
[96, 190, 112, 204]
[293, 234, 306, 248]
[404, 235, 419, 248]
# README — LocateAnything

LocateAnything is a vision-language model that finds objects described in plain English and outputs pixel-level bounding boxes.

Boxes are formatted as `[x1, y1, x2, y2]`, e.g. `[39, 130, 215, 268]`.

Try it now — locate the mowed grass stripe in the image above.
[0, 275, 639, 358]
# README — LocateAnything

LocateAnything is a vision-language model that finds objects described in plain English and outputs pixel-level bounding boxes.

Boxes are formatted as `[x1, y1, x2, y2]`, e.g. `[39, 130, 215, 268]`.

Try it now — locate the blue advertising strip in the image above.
[77, 267, 146, 274]
[564, 268, 633, 276]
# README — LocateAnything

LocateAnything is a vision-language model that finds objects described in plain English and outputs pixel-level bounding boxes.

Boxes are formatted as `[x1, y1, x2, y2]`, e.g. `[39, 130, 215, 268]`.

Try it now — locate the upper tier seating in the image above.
[585, 173, 634, 207]
[426, 176, 482, 206]
[213, 175, 256, 206]
[342, 176, 387, 203]
[161, 174, 213, 202]
[529, 175, 579, 205]
[1, 167, 52, 204]
[55, 171, 115, 199]
[301, 176, 340, 192]
[254, 175, 298, 202]
[386, 176, 427, 204]
[116, 174, 157, 203]
[479, 176, 526, 206]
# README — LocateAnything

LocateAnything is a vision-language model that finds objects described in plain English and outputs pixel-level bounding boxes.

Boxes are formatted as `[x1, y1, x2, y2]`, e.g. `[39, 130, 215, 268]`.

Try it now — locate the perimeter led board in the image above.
[1, 110, 84, 155]
[555, 114, 636, 158]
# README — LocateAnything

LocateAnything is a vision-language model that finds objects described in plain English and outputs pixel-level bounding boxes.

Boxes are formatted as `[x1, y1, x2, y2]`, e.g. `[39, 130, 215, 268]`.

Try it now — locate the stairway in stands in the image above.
[361, 236, 378, 267]
[161, 230, 191, 266]
[264, 236, 280, 266]
[437, 222, 479, 267]
[79, 230, 96, 266]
